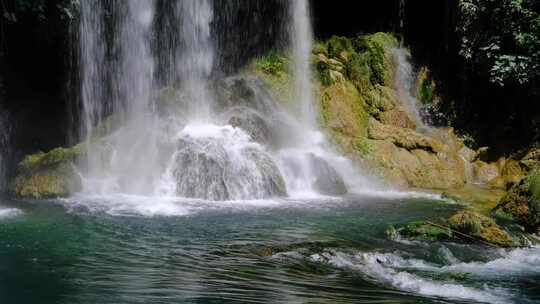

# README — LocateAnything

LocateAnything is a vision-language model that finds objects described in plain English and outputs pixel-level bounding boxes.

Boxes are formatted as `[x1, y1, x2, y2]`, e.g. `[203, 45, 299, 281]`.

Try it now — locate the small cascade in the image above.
[392, 48, 431, 132]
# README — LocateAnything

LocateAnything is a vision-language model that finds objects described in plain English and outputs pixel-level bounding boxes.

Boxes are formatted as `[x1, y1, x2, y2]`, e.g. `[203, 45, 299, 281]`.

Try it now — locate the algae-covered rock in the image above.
[391, 221, 453, 241]
[496, 170, 540, 232]
[472, 160, 500, 184]
[11, 145, 84, 199]
[391, 210, 515, 247]
[500, 159, 525, 187]
[448, 210, 515, 247]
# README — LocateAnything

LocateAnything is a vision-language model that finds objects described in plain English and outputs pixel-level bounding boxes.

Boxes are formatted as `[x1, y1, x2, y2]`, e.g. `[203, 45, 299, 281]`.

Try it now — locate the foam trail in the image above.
[0, 207, 23, 219]
[311, 250, 514, 304]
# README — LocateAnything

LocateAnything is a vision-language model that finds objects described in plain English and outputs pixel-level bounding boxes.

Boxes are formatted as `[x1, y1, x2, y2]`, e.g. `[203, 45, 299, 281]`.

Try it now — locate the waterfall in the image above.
[291, 0, 315, 128]
[80, 0, 160, 194]
[75, 0, 372, 201]
[392, 48, 431, 132]
[0, 108, 10, 191]
[174, 0, 215, 121]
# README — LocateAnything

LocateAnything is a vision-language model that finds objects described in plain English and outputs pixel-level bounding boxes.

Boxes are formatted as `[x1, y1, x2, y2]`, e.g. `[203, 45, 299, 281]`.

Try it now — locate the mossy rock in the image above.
[352, 33, 398, 87]
[390, 221, 453, 241]
[327, 36, 354, 60]
[416, 67, 438, 105]
[11, 145, 84, 199]
[449, 210, 515, 247]
[392, 211, 515, 247]
[496, 169, 540, 232]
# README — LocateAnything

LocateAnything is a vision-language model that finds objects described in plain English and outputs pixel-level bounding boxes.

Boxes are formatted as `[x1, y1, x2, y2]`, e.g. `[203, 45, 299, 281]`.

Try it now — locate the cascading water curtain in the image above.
[290, 0, 316, 129]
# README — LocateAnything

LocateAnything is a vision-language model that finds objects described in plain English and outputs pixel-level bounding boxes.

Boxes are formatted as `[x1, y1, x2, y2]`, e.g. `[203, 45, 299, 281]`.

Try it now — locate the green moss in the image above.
[419, 79, 435, 104]
[12, 144, 85, 199]
[497, 169, 540, 232]
[19, 145, 83, 172]
[312, 41, 328, 55]
[449, 211, 483, 235]
[353, 138, 373, 157]
[395, 220, 453, 241]
[449, 210, 515, 247]
[431, 272, 471, 281]
[253, 52, 288, 76]
[353, 34, 392, 87]
[327, 36, 354, 59]
[316, 60, 333, 87]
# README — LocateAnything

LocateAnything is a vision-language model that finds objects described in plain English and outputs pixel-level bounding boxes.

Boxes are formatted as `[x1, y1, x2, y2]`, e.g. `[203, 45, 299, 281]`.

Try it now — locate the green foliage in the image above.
[418, 77, 435, 104]
[316, 60, 333, 86]
[458, 0, 540, 86]
[396, 221, 453, 241]
[312, 41, 328, 56]
[354, 35, 391, 86]
[254, 52, 287, 76]
[327, 36, 354, 59]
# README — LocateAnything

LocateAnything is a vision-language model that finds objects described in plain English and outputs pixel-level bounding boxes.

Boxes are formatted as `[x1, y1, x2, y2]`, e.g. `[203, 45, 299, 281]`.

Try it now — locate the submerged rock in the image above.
[11, 145, 83, 198]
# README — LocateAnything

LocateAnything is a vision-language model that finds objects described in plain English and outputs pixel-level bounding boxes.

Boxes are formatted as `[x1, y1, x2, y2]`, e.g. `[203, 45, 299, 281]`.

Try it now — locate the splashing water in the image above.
[392, 48, 430, 132]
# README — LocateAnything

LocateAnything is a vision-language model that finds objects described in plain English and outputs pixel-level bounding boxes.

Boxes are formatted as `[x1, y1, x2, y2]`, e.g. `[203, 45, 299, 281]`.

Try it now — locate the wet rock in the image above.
[308, 154, 347, 195]
[11, 145, 84, 198]
[367, 126, 466, 190]
[448, 210, 515, 247]
[223, 107, 274, 145]
[390, 221, 453, 241]
[496, 170, 540, 233]
[368, 118, 442, 152]
[173, 131, 287, 201]
[377, 107, 416, 129]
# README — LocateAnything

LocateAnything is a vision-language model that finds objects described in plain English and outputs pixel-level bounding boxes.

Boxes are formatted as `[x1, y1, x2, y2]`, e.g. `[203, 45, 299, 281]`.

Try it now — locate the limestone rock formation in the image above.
[11, 145, 83, 198]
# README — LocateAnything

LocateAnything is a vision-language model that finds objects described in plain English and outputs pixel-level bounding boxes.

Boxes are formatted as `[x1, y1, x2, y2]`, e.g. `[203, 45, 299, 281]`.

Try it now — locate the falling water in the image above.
[392, 48, 430, 132]
[75, 0, 374, 201]
[291, 0, 315, 128]
[175, 0, 215, 121]
[80, 0, 160, 194]
[0, 108, 10, 190]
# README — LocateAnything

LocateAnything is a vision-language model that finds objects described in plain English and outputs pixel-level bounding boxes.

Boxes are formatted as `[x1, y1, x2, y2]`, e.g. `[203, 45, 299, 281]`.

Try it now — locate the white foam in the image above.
[60, 192, 362, 217]
[353, 189, 444, 200]
[376, 246, 540, 278]
[0, 207, 23, 219]
[441, 246, 540, 277]
[311, 250, 514, 304]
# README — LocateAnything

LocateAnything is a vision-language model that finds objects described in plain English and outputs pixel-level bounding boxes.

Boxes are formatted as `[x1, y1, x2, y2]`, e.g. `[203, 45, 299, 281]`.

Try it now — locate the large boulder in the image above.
[389, 210, 515, 247]
[173, 126, 287, 201]
[448, 210, 515, 247]
[11, 145, 84, 198]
